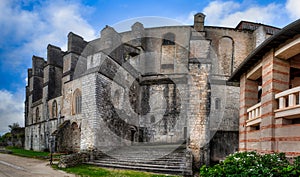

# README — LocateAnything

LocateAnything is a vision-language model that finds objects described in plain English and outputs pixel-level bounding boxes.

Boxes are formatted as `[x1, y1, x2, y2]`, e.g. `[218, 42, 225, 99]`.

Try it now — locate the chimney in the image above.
[194, 13, 206, 32]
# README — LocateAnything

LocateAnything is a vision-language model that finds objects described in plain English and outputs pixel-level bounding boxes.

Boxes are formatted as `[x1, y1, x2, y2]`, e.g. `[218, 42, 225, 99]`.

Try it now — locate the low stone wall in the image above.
[185, 148, 193, 176]
[58, 152, 90, 168]
[0, 147, 12, 154]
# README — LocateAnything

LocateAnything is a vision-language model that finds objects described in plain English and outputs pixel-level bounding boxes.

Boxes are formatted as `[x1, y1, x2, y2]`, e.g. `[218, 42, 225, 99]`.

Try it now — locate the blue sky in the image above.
[0, 0, 299, 134]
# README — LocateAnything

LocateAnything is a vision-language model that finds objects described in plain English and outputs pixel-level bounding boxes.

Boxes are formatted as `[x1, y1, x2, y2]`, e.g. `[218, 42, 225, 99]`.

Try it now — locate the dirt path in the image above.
[0, 153, 76, 177]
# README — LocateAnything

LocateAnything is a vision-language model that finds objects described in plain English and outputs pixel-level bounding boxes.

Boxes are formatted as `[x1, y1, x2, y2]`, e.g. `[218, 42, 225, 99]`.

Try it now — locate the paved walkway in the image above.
[0, 153, 76, 177]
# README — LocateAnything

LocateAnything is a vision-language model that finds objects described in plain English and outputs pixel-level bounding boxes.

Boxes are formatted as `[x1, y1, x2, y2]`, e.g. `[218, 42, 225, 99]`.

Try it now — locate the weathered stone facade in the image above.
[24, 13, 280, 171]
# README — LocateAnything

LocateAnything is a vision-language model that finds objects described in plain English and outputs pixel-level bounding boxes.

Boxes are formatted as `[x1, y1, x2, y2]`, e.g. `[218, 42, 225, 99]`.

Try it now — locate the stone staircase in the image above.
[86, 143, 192, 176]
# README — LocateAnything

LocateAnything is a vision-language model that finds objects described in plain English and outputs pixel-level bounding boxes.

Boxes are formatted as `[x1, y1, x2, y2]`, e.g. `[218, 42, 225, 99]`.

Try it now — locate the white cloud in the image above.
[0, 0, 39, 41]
[202, 1, 286, 28]
[0, 0, 98, 135]
[203, 1, 240, 26]
[0, 89, 24, 135]
[176, 0, 290, 29]
[0, 0, 97, 67]
[220, 3, 282, 27]
[286, 0, 300, 19]
[32, 1, 96, 52]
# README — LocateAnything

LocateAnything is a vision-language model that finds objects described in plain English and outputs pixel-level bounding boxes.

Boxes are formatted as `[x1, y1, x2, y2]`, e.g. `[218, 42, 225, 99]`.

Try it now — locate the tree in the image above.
[8, 123, 20, 131]
[0, 132, 12, 146]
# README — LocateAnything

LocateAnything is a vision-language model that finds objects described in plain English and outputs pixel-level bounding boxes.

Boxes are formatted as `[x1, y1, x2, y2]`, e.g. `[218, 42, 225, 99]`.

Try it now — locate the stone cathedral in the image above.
[24, 13, 280, 173]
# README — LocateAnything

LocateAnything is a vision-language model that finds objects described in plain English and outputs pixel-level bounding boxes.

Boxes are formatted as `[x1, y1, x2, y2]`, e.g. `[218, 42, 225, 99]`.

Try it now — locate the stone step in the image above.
[97, 158, 185, 164]
[104, 151, 184, 155]
[104, 144, 186, 151]
[92, 160, 185, 168]
[103, 152, 185, 157]
[105, 148, 185, 152]
[98, 150, 186, 160]
[86, 161, 191, 175]
[90, 143, 191, 176]
[96, 155, 185, 161]
[99, 153, 182, 158]
[111, 149, 185, 153]
[100, 156, 185, 161]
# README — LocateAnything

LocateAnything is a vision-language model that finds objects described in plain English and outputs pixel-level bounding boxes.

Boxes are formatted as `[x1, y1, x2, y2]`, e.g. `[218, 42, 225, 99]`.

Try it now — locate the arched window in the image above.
[36, 107, 39, 122]
[73, 89, 82, 114]
[52, 100, 57, 118]
[215, 98, 221, 110]
[162, 33, 175, 45]
[218, 36, 234, 75]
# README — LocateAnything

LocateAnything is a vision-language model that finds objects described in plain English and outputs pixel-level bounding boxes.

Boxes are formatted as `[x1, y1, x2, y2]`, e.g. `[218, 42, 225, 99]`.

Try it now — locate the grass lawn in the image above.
[54, 164, 180, 177]
[4, 146, 60, 159]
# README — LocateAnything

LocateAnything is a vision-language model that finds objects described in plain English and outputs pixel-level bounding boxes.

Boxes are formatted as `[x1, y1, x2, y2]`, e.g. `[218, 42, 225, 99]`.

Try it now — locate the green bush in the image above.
[200, 151, 300, 177]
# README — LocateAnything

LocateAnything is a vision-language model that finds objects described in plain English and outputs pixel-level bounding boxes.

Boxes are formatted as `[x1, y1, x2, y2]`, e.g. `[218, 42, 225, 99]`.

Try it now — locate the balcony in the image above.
[275, 86, 300, 119]
[246, 102, 261, 126]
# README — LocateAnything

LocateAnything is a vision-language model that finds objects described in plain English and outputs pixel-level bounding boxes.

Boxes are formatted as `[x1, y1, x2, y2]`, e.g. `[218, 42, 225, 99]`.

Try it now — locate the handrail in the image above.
[247, 102, 261, 120]
[275, 86, 300, 109]
[275, 86, 300, 99]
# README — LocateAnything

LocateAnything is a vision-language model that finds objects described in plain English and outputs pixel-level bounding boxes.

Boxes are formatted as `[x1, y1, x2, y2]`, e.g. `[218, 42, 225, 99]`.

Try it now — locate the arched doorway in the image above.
[55, 121, 81, 153]
[129, 126, 137, 145]
[71, 122, 81, 152]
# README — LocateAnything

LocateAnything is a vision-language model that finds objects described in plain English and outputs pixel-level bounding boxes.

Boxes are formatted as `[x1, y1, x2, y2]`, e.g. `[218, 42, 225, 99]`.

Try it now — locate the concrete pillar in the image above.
[260, 51, 290, 153]
[239, 73, 258, 151]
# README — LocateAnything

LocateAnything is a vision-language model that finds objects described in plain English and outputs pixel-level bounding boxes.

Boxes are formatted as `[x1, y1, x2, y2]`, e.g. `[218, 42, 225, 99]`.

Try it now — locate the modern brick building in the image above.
[229, 19, 300, 156]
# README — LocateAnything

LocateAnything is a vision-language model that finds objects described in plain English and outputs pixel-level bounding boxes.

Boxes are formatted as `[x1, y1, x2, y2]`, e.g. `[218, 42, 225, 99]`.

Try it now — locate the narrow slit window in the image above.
[215, 98, 221, 110]
[52, 100, 57, 118]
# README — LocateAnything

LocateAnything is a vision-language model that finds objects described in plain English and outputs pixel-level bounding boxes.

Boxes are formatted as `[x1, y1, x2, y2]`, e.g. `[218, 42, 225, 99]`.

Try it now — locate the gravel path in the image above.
[0, 153, 76, 177]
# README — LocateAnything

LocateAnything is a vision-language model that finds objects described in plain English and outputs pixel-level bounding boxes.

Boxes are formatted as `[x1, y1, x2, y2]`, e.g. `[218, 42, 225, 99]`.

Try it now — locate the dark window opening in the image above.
[257, 77, 262, 103]
[36, 107, 39, 122]
[124, 52, 139, 60]
[292, 118, 300, 124]
[250, 124, 260, 131]
[183, 127, 187, 139]
[290, 67, 300, 88]
[215, 98, 221, 110]
[52, 100, 57, 118]
[162, 33, 175, 45]
[129, 52, 139, 57]
[150, 116, 155, 123]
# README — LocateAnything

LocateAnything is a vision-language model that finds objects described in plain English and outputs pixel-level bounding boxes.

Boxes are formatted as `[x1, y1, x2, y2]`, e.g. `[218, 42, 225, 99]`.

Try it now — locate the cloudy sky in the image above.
[0, 0, 299, 135]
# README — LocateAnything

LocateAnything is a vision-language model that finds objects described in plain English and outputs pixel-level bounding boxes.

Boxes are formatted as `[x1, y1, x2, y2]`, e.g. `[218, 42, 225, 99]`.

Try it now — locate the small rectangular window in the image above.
[215, 98, 221, 109]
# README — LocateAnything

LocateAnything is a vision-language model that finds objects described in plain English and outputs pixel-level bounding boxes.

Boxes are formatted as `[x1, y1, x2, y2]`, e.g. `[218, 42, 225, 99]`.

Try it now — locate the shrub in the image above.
[200, 151, 300, 177]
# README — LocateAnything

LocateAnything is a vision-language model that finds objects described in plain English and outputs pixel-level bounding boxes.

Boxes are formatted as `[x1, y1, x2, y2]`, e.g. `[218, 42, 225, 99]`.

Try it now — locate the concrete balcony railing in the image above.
[275, 86, 300, 119]
[246, 102, 261, 126]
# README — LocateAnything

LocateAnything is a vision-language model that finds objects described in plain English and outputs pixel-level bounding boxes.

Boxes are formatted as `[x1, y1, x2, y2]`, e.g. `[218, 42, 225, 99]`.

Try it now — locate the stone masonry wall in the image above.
[188, 30, 211, 169]
[24, 16, 271, 174]
[206, 27, 254, 73]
